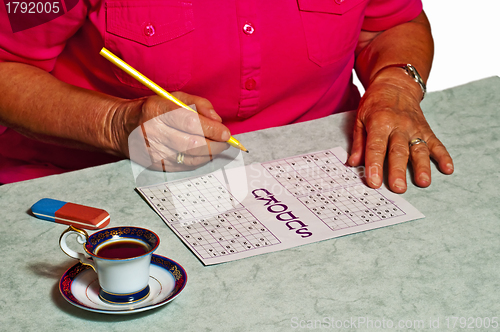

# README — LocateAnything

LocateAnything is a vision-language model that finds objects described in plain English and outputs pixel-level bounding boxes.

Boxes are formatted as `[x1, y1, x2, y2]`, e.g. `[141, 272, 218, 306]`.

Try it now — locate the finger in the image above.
[364, 128, 389, 189]
[164, 154, 215, 172]
[146, 148, 217, 172]
[158, 108, 230, 143]
[387, 132, 411, 193]
[132, 120, 226, 172]
[168, 132, 229, 157]
[203, 109, 223, 122]
[172, 91, 222, 122]
[144, 121, 229, 159]
[197, 107, 222, 123]
[409, 138, 431, 188]
[184, 139, 229, 157]
[147, 157, 205, 172]
[348, 118, 366, 167]
[426, 134, 454, 175]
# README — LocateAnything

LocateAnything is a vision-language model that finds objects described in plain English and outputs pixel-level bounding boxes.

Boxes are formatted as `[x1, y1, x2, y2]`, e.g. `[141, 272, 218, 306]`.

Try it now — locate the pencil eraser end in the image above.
[31, 198, 110, 230]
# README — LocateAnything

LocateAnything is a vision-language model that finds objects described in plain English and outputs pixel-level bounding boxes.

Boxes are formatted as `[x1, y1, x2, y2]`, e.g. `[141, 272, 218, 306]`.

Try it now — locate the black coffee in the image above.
[96, 240, 150, 259]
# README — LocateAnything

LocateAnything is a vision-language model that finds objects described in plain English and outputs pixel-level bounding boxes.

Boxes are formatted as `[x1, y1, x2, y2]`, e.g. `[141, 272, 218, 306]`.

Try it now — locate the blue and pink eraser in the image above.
[31, 198, 110, 230]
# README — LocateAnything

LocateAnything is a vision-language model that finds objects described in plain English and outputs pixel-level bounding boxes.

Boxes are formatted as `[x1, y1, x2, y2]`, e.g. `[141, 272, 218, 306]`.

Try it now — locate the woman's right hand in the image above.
[111, 91, 231, 172]
[0, 62, 231, 172]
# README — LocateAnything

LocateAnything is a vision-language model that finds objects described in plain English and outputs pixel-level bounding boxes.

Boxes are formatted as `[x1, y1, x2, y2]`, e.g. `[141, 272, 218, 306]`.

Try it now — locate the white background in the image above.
[354, 0, 500, 93]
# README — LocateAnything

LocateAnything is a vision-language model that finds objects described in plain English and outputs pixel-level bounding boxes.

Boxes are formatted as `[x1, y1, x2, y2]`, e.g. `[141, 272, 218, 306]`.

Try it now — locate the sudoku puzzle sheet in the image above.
[137, 147, 424, 265]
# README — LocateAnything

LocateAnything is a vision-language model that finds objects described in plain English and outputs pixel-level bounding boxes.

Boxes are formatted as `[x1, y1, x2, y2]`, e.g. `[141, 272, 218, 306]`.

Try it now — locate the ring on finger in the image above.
[176, 152, 185, 164]
[409, 138, 427, 147]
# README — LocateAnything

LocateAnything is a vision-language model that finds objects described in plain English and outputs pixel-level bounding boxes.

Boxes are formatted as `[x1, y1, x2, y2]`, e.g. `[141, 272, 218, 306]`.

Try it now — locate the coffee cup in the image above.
[59, 225, 159, 304]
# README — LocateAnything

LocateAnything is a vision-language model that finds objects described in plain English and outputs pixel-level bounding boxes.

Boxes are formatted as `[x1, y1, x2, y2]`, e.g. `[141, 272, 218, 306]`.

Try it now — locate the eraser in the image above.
[31, 198, 110, 230]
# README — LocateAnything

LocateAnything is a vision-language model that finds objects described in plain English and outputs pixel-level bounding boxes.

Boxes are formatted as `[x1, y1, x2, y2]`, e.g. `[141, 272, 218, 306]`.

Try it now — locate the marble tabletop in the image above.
[1, 77, 499, 331]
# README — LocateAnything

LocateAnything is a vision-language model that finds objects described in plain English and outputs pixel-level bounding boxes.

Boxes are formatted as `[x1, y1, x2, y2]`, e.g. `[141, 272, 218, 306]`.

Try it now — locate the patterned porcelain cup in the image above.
[59, 226, 159, 304]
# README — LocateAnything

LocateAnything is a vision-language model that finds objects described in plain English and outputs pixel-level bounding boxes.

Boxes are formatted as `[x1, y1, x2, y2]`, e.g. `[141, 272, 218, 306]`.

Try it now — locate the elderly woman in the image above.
[0, 0, 453, 192]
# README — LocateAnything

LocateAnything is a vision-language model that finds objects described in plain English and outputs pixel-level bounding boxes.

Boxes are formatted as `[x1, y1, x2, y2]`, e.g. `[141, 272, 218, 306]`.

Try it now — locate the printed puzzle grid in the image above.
[138, 174, 281, 261]
[138, 147, 422, 265]
[262, 150, 406, 232]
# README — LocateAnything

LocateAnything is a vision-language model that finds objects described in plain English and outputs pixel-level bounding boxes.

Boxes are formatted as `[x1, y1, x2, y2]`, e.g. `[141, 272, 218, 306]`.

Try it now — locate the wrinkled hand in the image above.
[113, 92, 230, 172]
[347, 76, 454, 193]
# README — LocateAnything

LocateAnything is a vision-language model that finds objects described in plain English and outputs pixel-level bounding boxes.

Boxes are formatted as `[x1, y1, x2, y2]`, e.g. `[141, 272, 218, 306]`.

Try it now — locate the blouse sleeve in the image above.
[0, 0, 91, 72]
[362, 0, 423, 32]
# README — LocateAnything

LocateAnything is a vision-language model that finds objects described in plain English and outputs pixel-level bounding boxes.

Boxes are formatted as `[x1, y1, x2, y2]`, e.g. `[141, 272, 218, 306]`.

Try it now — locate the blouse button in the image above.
[245, 78, 256, 90]
[243, 23, 255, 35]
[144, 24, 156, 37]
[335, 0, 345, 4]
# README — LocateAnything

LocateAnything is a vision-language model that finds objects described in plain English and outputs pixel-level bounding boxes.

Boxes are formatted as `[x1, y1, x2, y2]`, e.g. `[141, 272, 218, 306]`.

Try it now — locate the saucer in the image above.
[59, 254, 187, 314]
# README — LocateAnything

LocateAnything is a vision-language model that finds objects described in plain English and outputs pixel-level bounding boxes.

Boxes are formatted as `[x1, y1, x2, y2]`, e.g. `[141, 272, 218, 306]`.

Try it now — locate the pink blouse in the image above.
[0, 0, 422, 183]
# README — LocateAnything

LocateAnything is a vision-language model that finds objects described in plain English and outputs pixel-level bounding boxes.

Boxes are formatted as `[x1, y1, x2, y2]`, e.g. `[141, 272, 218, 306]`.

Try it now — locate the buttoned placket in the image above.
[236, 1, 261, 118]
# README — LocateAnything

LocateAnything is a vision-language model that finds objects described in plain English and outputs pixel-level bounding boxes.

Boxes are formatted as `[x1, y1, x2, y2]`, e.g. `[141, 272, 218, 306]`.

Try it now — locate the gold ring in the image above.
[176, 152, 185, 164]
[409, 138, 427, 147]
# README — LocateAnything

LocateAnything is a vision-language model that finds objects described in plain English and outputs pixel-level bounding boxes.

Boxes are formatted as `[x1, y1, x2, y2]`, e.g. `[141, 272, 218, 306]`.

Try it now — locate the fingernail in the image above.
[394, 178, 406, 190]
[370, 174, 382, 187]
[419, 173, 430, 185]
[347, 154, 356, 166]
[446, 163, 454, 171]
[221, 130, 230, 141]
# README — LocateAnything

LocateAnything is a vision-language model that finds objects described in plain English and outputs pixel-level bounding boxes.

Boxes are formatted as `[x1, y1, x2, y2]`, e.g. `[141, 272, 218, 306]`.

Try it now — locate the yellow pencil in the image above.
[99, 47, 248, 153]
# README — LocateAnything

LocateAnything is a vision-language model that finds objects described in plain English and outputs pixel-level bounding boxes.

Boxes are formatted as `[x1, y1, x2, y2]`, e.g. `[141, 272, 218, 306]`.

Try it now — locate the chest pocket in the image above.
[297, 0, 367, 67]
[105, 0, 194, 91]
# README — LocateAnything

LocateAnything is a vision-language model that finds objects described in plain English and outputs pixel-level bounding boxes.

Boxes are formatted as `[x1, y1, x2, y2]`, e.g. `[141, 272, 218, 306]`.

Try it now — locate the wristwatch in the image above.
[400, 64, 427, 100]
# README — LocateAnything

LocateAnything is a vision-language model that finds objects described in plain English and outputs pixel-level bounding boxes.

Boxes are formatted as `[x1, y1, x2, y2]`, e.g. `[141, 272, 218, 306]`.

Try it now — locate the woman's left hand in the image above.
[347, 71, 454, 193]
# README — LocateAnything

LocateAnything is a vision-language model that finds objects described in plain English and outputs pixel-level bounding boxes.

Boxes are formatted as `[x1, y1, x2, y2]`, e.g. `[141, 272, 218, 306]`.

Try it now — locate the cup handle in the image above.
[59, 226, 96, 272]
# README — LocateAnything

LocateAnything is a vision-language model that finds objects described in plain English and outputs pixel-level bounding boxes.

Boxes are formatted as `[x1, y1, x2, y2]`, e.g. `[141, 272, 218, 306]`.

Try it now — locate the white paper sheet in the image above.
[137, 147, 424, 265]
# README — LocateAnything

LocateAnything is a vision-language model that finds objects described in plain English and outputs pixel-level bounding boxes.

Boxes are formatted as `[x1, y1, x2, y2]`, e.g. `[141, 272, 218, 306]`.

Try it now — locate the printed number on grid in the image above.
[140, 174, 280, 259]
[263, 150, 405, 231]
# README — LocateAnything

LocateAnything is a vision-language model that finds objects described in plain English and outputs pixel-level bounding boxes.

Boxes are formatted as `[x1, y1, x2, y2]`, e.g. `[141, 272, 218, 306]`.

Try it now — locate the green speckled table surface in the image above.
[1, 77, 499, 332]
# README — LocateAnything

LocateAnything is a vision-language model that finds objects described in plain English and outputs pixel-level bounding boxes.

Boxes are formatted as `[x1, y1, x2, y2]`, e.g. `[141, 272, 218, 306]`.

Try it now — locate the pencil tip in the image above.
[245, 150, 250, 153]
